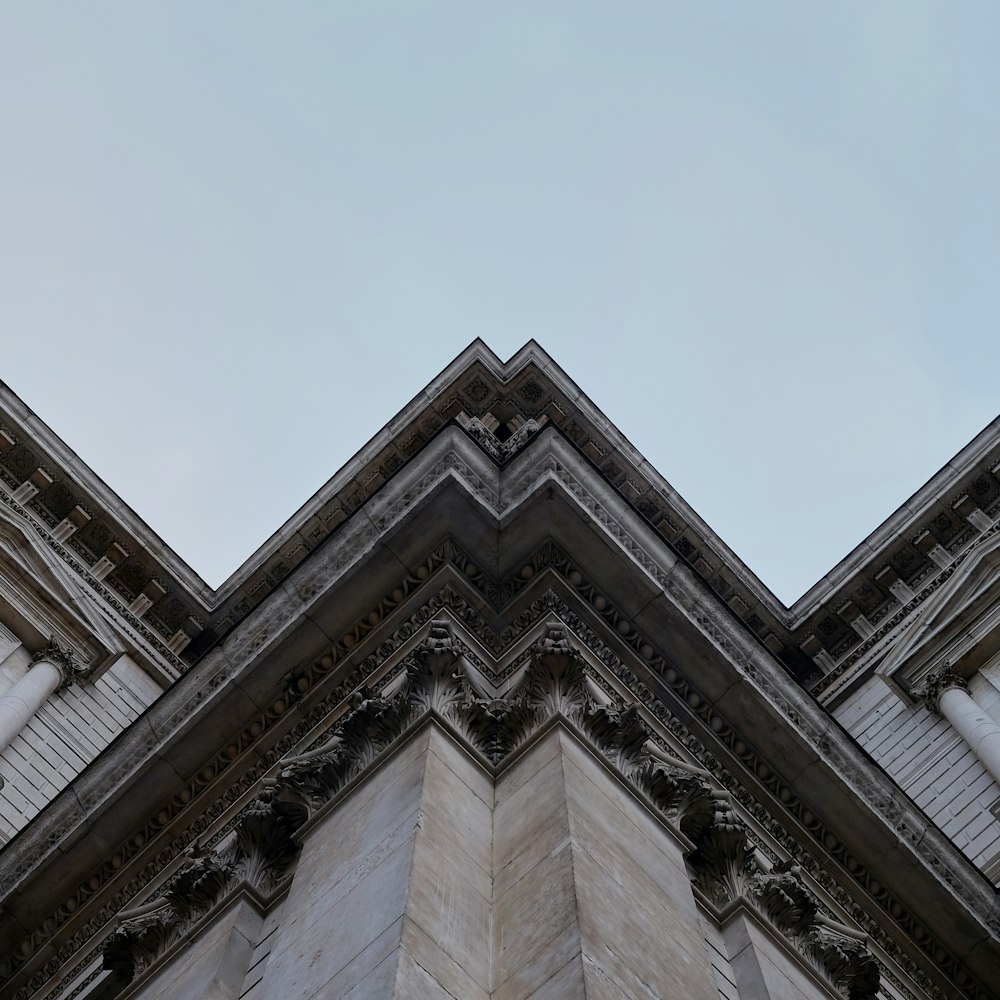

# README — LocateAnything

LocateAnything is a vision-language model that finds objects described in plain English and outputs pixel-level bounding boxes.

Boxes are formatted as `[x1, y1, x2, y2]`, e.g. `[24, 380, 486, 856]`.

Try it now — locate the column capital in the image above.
[913, 664, 968, 711]
[31, 641, 87, 690]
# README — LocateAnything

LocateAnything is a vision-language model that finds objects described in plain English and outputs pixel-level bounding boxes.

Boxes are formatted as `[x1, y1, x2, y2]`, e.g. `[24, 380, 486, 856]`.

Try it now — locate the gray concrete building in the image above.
[0, 341, 998, 999]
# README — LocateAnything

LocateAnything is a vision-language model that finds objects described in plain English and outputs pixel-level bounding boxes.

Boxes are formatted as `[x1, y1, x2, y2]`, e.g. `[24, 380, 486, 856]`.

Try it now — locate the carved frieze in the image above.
[102, 904, 182, 983]
[4, 343, 996, 1000]
[8, 545, 962, 1000]
[456, 411, 547, 462]
[93, 613, 887, 996]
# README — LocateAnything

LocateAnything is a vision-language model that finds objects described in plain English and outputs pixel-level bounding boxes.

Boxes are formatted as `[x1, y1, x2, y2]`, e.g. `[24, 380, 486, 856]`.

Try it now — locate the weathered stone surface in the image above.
[258, 726, 492, 1000]
[723, 910, 828, 1000]
[563, 736, 718, 1000]
[257, 736, 426, 998]
[6, 342, 999, 1000]
[521, 954, 587, 999]
[130, 898, 261, 1000]
[493, 729, 718, 1000]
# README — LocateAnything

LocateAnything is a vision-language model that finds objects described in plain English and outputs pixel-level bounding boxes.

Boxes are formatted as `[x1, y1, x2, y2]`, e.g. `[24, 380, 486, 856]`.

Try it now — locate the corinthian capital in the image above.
[914, 664, 968, 711]
[31, 640, 87, 690]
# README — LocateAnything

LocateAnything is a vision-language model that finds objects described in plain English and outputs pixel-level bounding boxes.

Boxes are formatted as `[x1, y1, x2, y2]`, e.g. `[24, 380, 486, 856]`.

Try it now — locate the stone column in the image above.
[0, 645, 78, 756]
[919, 667, 1000, 787]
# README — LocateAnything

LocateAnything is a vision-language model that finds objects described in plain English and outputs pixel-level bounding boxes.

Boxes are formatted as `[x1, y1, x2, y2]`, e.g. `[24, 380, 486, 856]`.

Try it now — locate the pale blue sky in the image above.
[1, 4, 998, 603]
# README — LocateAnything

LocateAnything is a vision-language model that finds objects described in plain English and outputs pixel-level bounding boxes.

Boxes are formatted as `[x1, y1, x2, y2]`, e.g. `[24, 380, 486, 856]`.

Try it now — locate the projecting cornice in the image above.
[875, 527, 1000, 690]
[1, 429, 996, 1000]
[4, 342, 999, 690]
[0, 498, 127, 672]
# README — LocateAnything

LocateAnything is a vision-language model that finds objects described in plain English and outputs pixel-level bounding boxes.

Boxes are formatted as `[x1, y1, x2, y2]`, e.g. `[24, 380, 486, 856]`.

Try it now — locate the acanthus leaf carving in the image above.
[103, 781, 303, 986]
[278, 686, 411, 813]
[407, 620, 483, 727]
[102, 903, 181, 984]
[913, 663, 968, 711]
[689, 804, 880, 1000]
[104, 618, 880, 1000]
[802, 917, 881, 1000]
[460, 694, 536, 763]
[750, 862, 818, 936]
[162, 850, 236, 916]
[689, 796, 759, 905]
[231, 781, 304, 892]
[519, 622, 590, 719]
[581, 702, 650, 772]
[6, 555, 961, 1000]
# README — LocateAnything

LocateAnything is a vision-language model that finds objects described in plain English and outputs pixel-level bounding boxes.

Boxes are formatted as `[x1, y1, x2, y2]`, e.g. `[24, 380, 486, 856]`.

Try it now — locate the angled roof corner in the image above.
[0, 500, 126, 669]
[3, 343, 1000, 693]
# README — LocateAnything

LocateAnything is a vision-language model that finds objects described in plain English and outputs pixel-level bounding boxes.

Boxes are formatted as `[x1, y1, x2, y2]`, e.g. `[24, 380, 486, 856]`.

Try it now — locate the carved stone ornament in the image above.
[690, 801, 880, 1000]
[276, 620, 879, 1000]
[103, 784, 304, 984]
[102, 903, 182, 983]
[913, 664, 968, 710]
[104, 620, 880, 999]
[31, 639, 88, 690]
[456, 411, 547, 461]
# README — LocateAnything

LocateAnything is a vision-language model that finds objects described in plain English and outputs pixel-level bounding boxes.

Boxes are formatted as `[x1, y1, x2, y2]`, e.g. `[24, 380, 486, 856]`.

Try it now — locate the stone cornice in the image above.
[5, 342, 1000, 692]
[102, 781, 303, 987]
[1, 426, 996, 999]
[817, 521, 1000, 704]
[3, 434, 992, 1000]
[690, 809, 879, 1000]
[792, 422, 1000, 616]
[0, 483, 184, 677]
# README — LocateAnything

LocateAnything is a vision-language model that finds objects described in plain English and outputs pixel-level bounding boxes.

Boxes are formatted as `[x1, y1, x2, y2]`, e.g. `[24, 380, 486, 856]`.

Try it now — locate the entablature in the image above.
[1, 426, 996, 1000]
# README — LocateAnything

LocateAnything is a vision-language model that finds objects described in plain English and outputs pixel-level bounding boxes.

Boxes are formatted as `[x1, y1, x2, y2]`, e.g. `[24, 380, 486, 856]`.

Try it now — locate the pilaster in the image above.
[257, 726, 492, 999]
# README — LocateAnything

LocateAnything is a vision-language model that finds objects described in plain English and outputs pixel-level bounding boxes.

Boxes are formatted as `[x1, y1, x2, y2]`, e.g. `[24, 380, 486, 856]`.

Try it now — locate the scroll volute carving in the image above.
[689, 797, 759, 905]
[103, 903, 181, 984]
[913, 663, 968, 710]
[520, 623, 590, 718]
[751, 862, 818, 936]
[406, 621, 482, 725]
[277, 622, 476, 812]
[232, 781, 306, 891]
[803, 919, 881, 1000]
[278, 686, 410, 813]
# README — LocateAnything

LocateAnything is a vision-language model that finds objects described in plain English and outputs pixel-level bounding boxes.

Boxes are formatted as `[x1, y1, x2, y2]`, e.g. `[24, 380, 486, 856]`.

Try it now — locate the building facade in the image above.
[0, 342, 998, 999]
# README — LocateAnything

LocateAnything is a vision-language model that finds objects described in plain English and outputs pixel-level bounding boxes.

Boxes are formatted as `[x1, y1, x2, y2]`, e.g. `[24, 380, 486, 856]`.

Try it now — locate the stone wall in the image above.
[128, 898, 262, 1000]
[833, 666, 1000, 878]
[255, 726, 492, 999]
[0, 637, 161, 842]
[492, 729, 718, 999]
